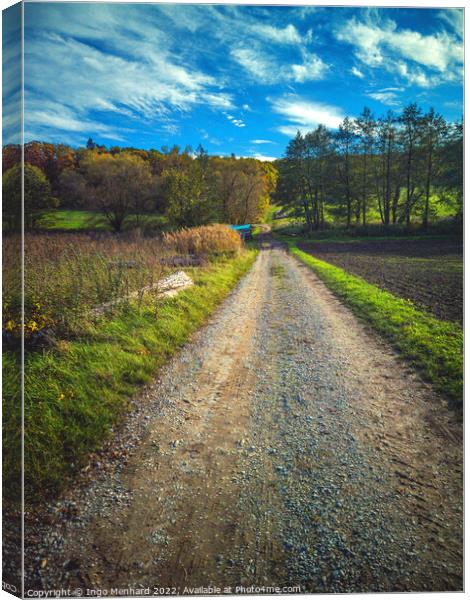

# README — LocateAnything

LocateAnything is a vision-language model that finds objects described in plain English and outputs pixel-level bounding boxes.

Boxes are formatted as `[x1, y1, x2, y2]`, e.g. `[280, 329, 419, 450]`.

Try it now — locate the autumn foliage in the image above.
[3, 140, 277, 232]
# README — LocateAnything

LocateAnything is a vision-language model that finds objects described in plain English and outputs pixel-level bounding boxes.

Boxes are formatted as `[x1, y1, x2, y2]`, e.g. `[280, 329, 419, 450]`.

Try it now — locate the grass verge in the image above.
[289, 244, 463, 406]
[3, 250, 257, 500]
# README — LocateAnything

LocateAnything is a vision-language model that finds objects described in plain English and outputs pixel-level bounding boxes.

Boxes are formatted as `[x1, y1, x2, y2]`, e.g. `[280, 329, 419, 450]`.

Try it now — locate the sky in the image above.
[4, 2, 465, 160]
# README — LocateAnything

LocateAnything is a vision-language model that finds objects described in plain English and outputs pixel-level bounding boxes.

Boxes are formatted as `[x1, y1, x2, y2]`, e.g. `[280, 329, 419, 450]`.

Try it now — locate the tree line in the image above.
[2, 139, 277, 232]
[275, 103, 463, 231]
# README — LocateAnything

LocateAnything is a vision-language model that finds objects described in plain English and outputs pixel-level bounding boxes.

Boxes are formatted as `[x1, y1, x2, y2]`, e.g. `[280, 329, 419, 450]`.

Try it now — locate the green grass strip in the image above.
[289, 243, 463, 406]
[3, 250, 257, 500]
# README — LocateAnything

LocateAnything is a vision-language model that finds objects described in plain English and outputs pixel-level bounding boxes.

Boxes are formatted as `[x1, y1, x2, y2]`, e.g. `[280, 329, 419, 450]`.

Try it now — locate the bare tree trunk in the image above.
[423, 145, 433, 231]
[362, 153, 367, 226]
[392, 185, 400, 224]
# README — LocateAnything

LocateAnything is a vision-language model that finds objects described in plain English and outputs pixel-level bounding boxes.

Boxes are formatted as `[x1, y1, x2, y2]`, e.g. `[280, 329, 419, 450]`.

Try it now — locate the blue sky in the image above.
[8, 3, 465, 159]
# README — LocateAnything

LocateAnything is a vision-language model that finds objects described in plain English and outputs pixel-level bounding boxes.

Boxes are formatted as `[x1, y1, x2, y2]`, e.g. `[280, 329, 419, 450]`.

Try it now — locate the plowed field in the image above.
[298, 238, 463, 324]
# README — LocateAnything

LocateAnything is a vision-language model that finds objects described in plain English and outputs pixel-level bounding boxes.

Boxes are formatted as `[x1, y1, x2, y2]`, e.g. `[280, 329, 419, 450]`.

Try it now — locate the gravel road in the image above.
[26, 243, 462, 594]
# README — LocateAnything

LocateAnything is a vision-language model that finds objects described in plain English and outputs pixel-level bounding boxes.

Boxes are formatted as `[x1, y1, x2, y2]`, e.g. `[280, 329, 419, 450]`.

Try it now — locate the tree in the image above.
[163, 165, 208, 227]
[276, 102, 462, 231]
[3, 163, 55, 230]
[355, 107, 376, 225]
[83, 152, 154, 232]
[435, 121, 463, 221]
[375, 111, 398, 225]
[212, 157, 273, 225]
[57, 169, 87, 209]
[335, 117, 358, 227]
[303, 125, 333, 229]
[420, 108, 448, 230]
[2, 144, 21, 172]
[162, 145, 223, 227]
[399, 103, 423, 227]
[281, 132, 312, 228]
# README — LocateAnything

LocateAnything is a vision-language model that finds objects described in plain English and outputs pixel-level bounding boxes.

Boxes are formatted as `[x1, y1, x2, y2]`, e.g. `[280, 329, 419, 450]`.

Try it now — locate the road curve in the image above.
[28, 244, 462, 593]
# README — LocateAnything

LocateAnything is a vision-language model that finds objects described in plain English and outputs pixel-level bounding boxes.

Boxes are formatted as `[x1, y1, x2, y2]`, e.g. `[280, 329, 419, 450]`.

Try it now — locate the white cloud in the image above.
[251, 153, 277, 162]
[231, 46, 327, 85]
[249, 23, 302, 45]
[251, 139, 274, 145]
[271, 95, 345, 135]
[335, 16, 463, 88]
[396, 62, 432, 88]
[438, 9, 463, 40]
[161, 123, 180, 135]
[292, 54, 328, 83]
[366, 91, 400, 106]
[224, 113, 245, 128]
[380, 87, 404, 92]
[231, 47, 273, 82]
[336, 19, 385, 67]
[23, 8, 234, 143]
[351, 66, 365, 79]
[24, 98, 128, 141]
[366, 86, 405, 106]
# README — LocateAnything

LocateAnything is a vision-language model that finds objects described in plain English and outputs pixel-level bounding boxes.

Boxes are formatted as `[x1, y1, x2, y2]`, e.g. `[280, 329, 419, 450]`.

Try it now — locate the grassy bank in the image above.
[3, 250, 257, 500]
[289, 244, 463, 406]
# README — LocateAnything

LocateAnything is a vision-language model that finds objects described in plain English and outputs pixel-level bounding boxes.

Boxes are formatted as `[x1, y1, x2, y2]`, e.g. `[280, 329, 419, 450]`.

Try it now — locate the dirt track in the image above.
[28, 243, 462, 593]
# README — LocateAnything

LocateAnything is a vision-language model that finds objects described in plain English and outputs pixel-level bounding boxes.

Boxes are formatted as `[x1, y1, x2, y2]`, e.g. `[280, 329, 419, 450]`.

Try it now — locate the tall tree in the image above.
[83, 152, 154, 232]
[355, 107, 376, 225]
[421, 108, 448, 230]
[375, 111, 398, 226]
[304, 125, 332, 229]
[435, 120, 463, 221]
[335, 117, 357, 227]
[399, 103, 423, 227]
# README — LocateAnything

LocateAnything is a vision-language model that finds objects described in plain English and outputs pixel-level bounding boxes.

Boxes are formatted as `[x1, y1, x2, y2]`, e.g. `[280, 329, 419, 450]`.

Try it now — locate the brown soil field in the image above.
[298, 238, 463, 324]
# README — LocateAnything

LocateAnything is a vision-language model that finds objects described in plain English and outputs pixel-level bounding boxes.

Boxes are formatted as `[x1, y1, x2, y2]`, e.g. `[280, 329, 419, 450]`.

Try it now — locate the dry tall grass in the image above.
[3, 224, 244, 343]
[163, 224, 241, 256]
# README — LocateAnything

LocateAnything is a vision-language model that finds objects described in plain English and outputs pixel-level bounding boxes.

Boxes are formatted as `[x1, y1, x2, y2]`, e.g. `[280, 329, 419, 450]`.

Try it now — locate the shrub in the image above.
[162, 223, 242, 256]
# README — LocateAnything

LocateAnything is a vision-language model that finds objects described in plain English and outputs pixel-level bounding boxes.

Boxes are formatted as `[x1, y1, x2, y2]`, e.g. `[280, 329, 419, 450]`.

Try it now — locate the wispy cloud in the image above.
[351, 66, 364, 79]
[438, 9, 463, 40]
[231, 47, 328, 85]
[251, 139, 274, 145]
[14, 3, 463, 151]
[3, 3, 22, 144]
[366, 85, 404, 106]
[270, 95, 345, 136]
[224, 113, 246, 128]
[23, 4, 234, 144]
[366, 91, 400, 106]
[249, 23, 303, 45]
[335, 13, 463, 88]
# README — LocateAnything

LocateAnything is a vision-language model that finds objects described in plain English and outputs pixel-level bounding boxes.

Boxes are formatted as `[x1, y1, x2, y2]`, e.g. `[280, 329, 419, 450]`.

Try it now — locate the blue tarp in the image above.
[230, 224, 252, 239]
[230, 225, 251, 231]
